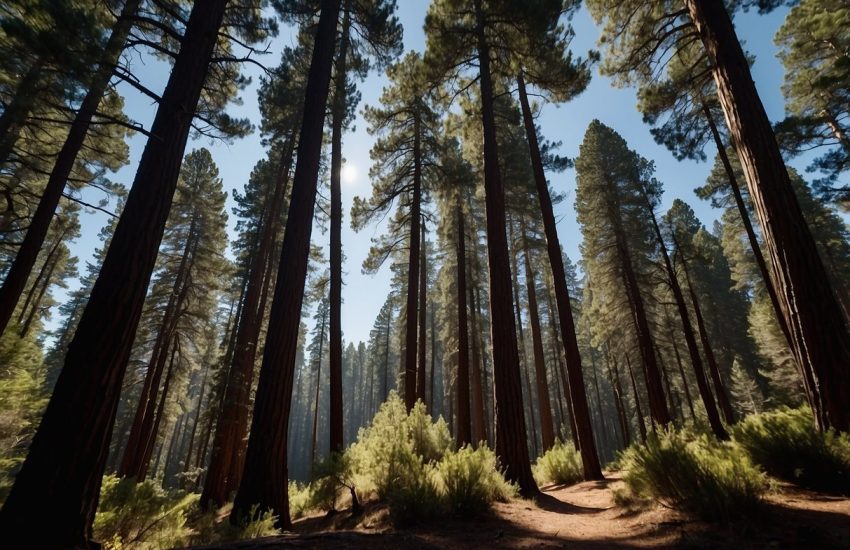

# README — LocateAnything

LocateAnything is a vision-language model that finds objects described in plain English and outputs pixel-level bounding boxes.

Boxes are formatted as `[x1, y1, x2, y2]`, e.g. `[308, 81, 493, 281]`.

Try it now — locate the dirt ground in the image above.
[193, 472, 850, 549]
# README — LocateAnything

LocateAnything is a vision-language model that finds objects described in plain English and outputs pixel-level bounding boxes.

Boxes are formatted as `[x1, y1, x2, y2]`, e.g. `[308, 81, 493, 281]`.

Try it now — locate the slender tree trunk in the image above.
[624, 356, 647, 442]
[679, 251, 735, 424]
[0, 5, 229, 543]
[610, 198, 670, 426]
[667, 319, 696, 421]
[329, 4, 351, 453]
[545, 285, 579, 448]
[231, 0, 340, 526]
[19, 247, 59, 337]
[139, 339, 179, 482]
[455, 201, 472, 447]
[520, 225, 555, 451]
[310, 312, 326, 468]
[183, 365, 208, 478]
[430, 307, 437, 412]
[703, 103, 796, 351]
[417, 220, 428, 403]
[517, 71, 602, 478]
[589, 355, 611, 459]
[605, 350, 631, 447]
[0, 0, 139, 336]
[469, 268, 488, 445]
[641, 187, 726, 438]
[685, 0, 850, 431]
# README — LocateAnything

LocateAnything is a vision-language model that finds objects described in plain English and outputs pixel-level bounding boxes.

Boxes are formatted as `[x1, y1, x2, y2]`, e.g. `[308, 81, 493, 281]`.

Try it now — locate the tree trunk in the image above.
[403, 109, 422, 411]
[520, 225, 555, 451]
[624, 356, 647, 442]
[678, 250, 736, 425]
[605, 349, 631, 447]
[329, 4, 351, 453]
[685, 0, 850, 431]
[468, 266, 488, 445]
[610, 198, 670, 426]
[310, 311, 326, 469]
[641, 186, 726, 438]
[703, 103, 796, 354]
[455, 201, 472, 447]
[139, 340, 179, 481]
[0, 0, 139, 336]
[0, 4, 228, 544]
[231, 0, 340, 527]
[517, 71, 602, 478]
[19, 242, 61, 337]
[417, 220, 428, 403]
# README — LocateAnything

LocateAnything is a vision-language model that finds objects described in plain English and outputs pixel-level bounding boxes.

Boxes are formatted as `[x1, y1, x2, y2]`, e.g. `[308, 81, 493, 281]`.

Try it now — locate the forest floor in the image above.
[194, 472, 850, 549]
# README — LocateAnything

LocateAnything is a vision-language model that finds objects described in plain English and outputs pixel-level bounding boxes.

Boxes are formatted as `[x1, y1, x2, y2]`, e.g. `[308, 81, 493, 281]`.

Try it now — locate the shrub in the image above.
[532, 441, 583, 486]
[732, 407, 850, 494]
[620, 430, 767, 522]
[93, 475, 198, 549]
[288, 481, 313, 519]
[437, 445, 516, 517]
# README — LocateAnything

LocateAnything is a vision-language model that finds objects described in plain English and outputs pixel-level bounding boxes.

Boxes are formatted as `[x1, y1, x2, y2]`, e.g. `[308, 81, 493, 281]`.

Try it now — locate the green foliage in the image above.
[288, 481, 313, 519]
[347, 393, 512, 523]
[620, 429, 767, 522]
[93, 475, 198, 549]
[436, 445, 516, 517]
[732, 407, 850, 494]
[532, 441, 583, 486]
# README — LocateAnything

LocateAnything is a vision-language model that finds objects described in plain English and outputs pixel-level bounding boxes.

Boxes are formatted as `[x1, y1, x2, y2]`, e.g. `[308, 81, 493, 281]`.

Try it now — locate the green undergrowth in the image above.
[732, 406, 850, 494]
[532, 440, 584, 486]
[618, 429, 768, 522]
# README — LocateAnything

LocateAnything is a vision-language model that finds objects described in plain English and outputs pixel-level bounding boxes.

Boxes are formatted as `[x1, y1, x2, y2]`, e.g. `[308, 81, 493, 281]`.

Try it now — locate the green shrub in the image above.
[732, 407, 850, 494]
[93, 475, 198, 549]
[620, 430, 767, 522]
[532, 441, 583, 486]
[437, 445, 516, 517]
[288, 481, 313, 519]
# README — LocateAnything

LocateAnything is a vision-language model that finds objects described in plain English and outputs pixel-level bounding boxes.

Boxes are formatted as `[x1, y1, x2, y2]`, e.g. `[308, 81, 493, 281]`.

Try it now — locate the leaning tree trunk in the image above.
[610, 195, 671, 427]
[201, 140, 293, 509]
[517, 71, 602, 478]
[455, 200, 472, 446]
[328, 4, 351, 452]
[0, 4, 229, 546]
[685, 0, 850, 431]
[0, 0, 140, 336]
[624, 356, 648, 443]
[230, 0, 340, 528]
[641, 187, 727, 438]
[678, 249, 735, 425]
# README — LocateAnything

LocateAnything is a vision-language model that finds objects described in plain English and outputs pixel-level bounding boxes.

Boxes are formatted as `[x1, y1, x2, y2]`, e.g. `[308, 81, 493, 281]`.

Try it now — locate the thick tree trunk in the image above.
[685, 0, 850, 431]
[0, 5, 228, 544]
[201, 138, 294, 509]
[329, 5, 351, 453]
[455, 201, 472, 447]
[517, 71, 602, 478]
[230, 0, 340, 527]
[520, 227, 555, 451]
[417, 220, 428, 403]
[641, 187, 726, 438]
[0, 0, 139, 336]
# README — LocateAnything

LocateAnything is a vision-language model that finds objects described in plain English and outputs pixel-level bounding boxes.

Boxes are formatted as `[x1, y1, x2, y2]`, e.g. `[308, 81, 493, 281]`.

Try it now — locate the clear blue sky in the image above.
[60, 3, 815, 346]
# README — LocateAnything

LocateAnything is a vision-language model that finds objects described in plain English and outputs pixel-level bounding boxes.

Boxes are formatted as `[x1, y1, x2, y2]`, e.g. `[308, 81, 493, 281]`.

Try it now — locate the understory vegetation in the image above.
[532, 441, 584, 486]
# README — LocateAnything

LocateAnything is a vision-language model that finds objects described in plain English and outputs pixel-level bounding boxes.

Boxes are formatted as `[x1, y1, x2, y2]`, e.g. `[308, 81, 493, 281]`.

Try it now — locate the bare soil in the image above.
[193, 472, 850, 549]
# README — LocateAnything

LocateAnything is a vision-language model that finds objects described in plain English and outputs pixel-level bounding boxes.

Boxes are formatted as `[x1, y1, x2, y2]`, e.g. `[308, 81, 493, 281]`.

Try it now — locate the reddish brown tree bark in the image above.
[0, 4, 229, 545]
[230, 0, 341, 527]
[455, 200, 472, 447]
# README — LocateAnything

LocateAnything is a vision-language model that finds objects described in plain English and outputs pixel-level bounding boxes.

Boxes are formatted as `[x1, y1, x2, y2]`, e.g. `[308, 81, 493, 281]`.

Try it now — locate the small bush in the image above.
[94, 475, 198, 549]
[288, 481, 313, 519]
[620, 430, 767, 522]
[732, 407, 850, 494]
[532, 441, 583, 486]
[437, 445, 515, 517]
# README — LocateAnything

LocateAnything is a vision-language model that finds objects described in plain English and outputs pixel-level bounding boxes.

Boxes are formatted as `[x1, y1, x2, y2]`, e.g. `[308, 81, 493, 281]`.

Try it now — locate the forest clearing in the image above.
[0, 0, 849, 548]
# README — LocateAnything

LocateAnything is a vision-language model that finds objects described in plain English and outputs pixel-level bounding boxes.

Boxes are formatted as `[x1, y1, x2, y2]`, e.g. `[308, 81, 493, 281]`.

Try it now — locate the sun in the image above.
[341, 163, 358, 186]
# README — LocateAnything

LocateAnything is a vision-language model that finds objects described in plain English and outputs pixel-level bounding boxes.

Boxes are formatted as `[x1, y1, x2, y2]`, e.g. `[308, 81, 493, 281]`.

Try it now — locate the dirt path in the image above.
[194, 473, 850, 549]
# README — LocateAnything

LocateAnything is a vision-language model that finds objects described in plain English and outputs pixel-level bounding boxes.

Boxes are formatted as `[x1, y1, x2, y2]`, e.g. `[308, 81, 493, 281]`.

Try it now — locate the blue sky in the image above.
[61, 2, 814, 346]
